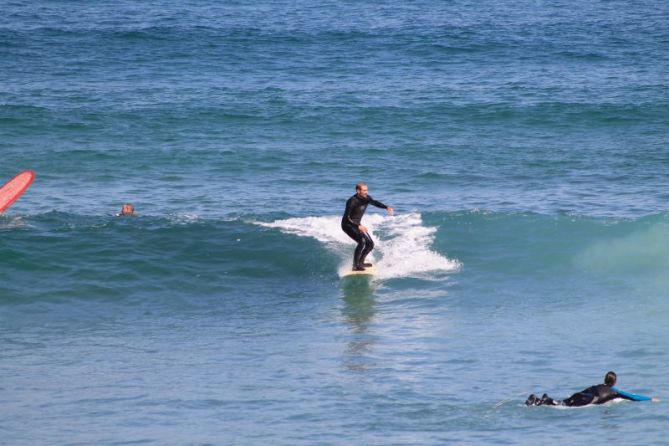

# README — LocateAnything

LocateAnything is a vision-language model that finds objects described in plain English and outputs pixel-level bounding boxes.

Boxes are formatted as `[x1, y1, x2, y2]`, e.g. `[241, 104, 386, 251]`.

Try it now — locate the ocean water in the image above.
[1, 0, 669, 444]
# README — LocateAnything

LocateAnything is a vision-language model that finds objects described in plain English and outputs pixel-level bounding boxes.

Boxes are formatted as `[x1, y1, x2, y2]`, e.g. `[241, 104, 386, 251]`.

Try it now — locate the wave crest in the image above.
[257, 212, 460, 279]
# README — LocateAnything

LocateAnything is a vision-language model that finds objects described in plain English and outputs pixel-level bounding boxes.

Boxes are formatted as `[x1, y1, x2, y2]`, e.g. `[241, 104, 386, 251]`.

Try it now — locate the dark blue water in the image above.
[2, 1, 668, 444]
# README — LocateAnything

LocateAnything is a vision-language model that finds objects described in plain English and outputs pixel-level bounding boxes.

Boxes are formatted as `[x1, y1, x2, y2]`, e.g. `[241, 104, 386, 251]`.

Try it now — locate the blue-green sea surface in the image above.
[1, 1, 668, 445]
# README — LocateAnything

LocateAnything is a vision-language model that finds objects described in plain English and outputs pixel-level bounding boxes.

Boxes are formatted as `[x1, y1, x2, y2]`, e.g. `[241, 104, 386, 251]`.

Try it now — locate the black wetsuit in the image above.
[527, 384, 651, 407]
[341, 193, 388, 269]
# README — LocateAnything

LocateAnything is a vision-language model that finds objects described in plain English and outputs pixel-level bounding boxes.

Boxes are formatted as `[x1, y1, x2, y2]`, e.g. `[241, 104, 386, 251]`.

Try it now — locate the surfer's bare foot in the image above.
[352, 266, 365, 271]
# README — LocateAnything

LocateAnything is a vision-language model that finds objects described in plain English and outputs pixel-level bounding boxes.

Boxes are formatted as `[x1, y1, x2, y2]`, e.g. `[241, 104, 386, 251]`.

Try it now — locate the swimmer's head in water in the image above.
[605, 371, 617, 386]
[120, 203, 135, 216]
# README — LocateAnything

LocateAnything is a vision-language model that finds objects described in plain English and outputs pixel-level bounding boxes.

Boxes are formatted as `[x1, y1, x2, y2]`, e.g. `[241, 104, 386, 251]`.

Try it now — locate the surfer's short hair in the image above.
[356, 182, 367, 191]
[605, 371, 617, 386]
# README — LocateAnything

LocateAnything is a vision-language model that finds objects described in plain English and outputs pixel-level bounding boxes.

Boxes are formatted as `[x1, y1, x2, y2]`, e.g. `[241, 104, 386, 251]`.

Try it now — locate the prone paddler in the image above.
[526, 371, 659, 407]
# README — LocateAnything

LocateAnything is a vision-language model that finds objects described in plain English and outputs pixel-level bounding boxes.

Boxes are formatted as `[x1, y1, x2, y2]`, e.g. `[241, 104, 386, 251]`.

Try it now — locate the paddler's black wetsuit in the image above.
[341, 193, 389, 270]
[526, 384, 652, 407]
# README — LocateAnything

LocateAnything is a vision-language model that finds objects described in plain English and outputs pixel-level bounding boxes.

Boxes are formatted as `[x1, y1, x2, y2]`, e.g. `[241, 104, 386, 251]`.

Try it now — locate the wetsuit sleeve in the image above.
[611, 387, 652, 402]
[367, 196, 388, 210]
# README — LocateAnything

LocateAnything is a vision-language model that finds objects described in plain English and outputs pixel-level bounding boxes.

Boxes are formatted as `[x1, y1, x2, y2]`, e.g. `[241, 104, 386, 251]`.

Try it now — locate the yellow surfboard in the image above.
[341, 265, 376, 278]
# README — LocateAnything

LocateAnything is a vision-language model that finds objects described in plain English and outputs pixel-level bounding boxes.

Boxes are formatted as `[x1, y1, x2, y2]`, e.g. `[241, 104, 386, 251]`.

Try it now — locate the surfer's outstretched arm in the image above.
[367, 196, 393, 215]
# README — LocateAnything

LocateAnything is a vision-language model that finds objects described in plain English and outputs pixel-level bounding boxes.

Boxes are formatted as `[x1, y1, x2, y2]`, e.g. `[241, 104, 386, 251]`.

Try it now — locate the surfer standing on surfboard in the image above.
[341, 182, 393, 271]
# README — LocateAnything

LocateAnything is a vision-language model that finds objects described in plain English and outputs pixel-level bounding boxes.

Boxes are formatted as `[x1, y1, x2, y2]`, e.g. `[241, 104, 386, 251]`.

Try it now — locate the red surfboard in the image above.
[0, 170, 35, 213]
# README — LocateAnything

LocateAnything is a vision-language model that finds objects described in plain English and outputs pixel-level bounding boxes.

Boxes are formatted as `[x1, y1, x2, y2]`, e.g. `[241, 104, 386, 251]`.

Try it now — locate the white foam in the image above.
[258, 215, 352, 245]
[0, 215, 30, 230]
[257, 212, 460, 279]
[168, 213, 202, 225]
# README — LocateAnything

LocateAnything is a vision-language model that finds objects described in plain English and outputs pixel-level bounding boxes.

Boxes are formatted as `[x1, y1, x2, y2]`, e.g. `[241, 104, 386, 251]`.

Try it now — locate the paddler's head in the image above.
[604, 371, 617, 386]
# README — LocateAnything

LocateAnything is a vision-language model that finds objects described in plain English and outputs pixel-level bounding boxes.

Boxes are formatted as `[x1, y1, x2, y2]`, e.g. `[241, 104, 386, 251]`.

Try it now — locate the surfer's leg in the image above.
[353, 240, 366, 269]
[359, 232, 374, 266]
[342, 224, 365, 270]
[540, 394, 561, 406]
[525, 394, 539, 406]
[526, 393, 561, 406]
[562, 392, 594, 407]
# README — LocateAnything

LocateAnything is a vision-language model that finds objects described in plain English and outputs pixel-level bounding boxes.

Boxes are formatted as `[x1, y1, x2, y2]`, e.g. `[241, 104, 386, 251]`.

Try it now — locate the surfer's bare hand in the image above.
[359, 224, 368, 233]
[387, 207, 394, 216]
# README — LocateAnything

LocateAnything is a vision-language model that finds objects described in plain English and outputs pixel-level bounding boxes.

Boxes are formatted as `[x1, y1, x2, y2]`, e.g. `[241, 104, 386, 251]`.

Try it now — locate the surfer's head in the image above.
[604, 371, 617, 386]
[120, 203, 135, 216]
[356, 182, 368, 198]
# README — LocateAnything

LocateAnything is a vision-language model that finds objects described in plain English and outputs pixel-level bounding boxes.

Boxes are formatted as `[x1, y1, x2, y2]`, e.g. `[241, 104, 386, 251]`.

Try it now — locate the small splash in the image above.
[168, 213, 202, 225]
[0, 215, 31, 230]
[257, 212, 460, 280]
